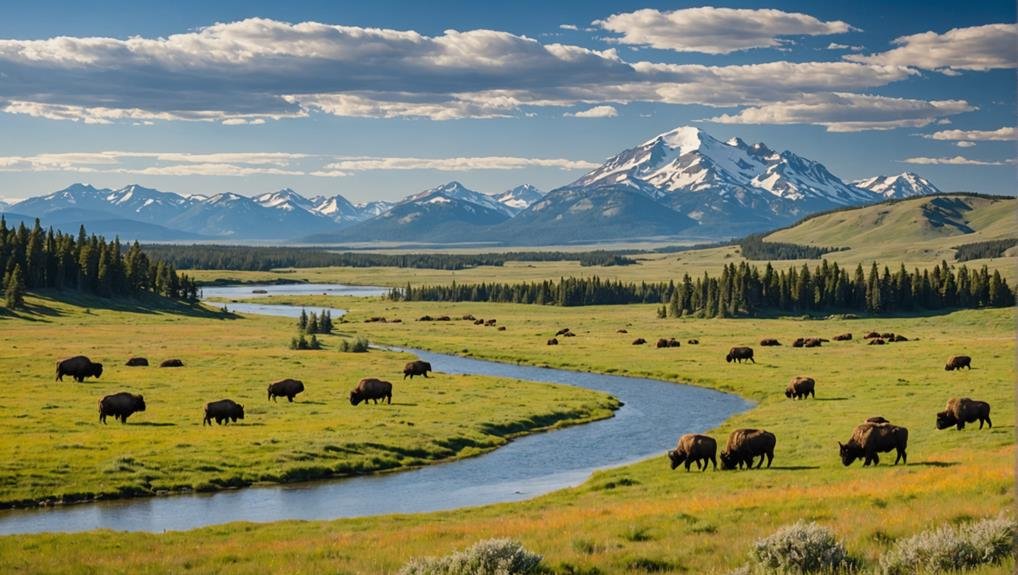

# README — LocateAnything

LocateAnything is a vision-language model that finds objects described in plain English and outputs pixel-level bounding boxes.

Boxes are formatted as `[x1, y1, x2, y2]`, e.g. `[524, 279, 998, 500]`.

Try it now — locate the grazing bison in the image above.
[418, 315, 434, 322]
[760, 338, 781, 346]
[668, 338, 681, 347]
[485, 319, 497, 326]
[865, 416, 891, 424]
[687, 339, 699, 345]
[461, 314, 476, 321]
[390, 319, 402, 323]
[881, 332, 895, 340]
[555, 328, 571, 336]
[839, 422, 908, 466]
[497, 326, 506, 331]
[125, 357, 149, 367]
[563, 332, 576, 337]
[403, 360, 432, 380]
[893, 335, 908, 342]
[632, 338, 647, 345]
[617, 329, 629, 334]
[785, 376, 816, 400]
[160, 359, 184, 368]
[56, 356, 103, 382]
[936, 398, 992, 430]
[863, 331, 881, 339]
[803, 338, 823, 348]
[668, 434, 718, 472]
[944, 355, 972, 371]
[792, 338, 805, 348]
[720, 429, 775, 470]
[726, 347, 755, 364]
[436, 316, 451, 321]
[656, 338, 670, 349]
[868, 338, 886, 345]
[350, 378, 392, 406]
[833, 333, 852, 341]
[267, 378, 305, 402]
[99, 392, 146, 424]
[474, 319, 485, 325]
[204, 399, 244, 426]
[547, 338, 559, 346]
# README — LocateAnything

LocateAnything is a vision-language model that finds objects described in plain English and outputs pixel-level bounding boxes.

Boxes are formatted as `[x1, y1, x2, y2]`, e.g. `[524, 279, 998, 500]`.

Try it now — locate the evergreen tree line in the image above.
[390, 260, 1014, 316]
[142, 244, 636, 272]
[0, 217, 198, 308]
[738, 235, 846, 260]
[296, 309, 334, 334]
[953, 238, 1018, 262]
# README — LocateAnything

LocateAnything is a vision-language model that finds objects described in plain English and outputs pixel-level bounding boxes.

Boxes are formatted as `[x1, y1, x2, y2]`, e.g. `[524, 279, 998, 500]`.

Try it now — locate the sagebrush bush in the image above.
[750, 521, 851, 573]
[879, 515, 1015, 574]
[399, 538, 542, 575]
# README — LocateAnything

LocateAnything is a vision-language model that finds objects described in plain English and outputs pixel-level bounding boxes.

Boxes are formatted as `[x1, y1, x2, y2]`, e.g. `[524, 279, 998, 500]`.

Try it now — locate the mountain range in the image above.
[1, 126, 949, 244]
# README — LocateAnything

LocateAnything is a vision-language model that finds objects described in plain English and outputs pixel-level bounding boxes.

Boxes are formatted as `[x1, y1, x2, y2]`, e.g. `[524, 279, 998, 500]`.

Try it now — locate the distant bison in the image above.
[555, 328, 571, 336]
[656, 338, 670, 349]
[832, 333, 852, 341]
[785, 376, 816, 400]
[350, 378, 392, 406]
[497, 326, 506, 331]
[56, 356, 103, 382]
[726, 347, 755, 364]
[617, 329, 629, 334]
[792, 338, 805, 348]
[839, 422, 908, 466]
[436, 316, 451, 321]
[632, 338, 647, 345]
[484, 319, 497, 326]
[863, 331, 881, 339]
[687, 339, 699, 345]
[937, 398, 991, 430]
[563, 332, 576, 337]
[881, 332, 895, 339]
[547, 338, 559, 346]
[125, 357, 149, 367]
[403, 360, 432, 380]
[267, 378, 305, 402]
[668, 434, 717, 472]
[803, 338, 823, 348]
[99, 392, 146, 424]
[868, 338, 886, 345]
[720, 429, 775, 470]
[667, 338, 680, 347]
[760, 338, 781, 346]
[474, 319, 485, 325]
[418, 315, 434, 322]
[944, 355, 971, 371]
[865, 416, 891, 424]
[160, 359, 184, 368]
[461, 314, 476, 321]
[204, 399, 244, 426]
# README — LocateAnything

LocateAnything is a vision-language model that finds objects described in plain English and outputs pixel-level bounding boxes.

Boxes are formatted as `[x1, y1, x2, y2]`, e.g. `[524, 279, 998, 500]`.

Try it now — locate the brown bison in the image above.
[937, 398, 992, 430]
[667, 338, 680, 347]
[863, 331, 881, 339]
[563, 332, 576, 337]
[555, 328, 571, 336]
[760, 338, 781, 346]
[617, 329, 628, 334]
[461, 314, 476, 321]
[832, 333, 852, 341]
[839, 422, 908, 466]
[350, 378, 392, 406]
[720, 429, 775, 470]
[547, 338, 559, 346]
[865, 416, 891, 424]
[204, 399, 244, 426]
[125, 357, 149, 367]
[893, 335, 908, 342]
[785, 376, 816, 400]
[632, 338, 647, 345]
[726, 347, 755, 364]
[687, 339, 699, 345]
[99, 392, 146, 424]
[436, 316, 451, 321]
[667, 434, 718, 472]
[474, 319, 485, 325]
[944, 355, 972, 371]
[403, 360, 432, 380]
[881, 332, 895, 339]
[497, 326, 506, 331]
[390, 319, 402, 323]
[418, 315, 434, 322]
[484, 319, 497, 326]
[56, 356, 103, 382]
[803, 338, 823, 348]
[267, 378, 305, 402]
[160, 359, 184, 368]
[656, 338, 670, 349]
[792, 338, 805, 348]
[868, 338, 886, 345]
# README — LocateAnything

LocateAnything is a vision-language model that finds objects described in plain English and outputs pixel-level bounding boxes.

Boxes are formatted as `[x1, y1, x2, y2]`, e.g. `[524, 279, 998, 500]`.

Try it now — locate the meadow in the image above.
[0, 291, 1013, 573]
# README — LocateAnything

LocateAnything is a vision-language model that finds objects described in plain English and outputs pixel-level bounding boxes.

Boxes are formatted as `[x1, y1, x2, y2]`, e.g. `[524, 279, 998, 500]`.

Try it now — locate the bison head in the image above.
[91, 363, 104, 378]
[725, 354, 733, 363]
[667, 450, 686, 470]
[236, 405, 245, 420]
[422, 362, 432, 371]
[349, 390, 363, 406]
[838, 442, 861, 466]
[785, 388, 794, 399]
[719, 451, 738, 470]
[133, 395, 146, 412]
[295, 381, 305, 393]
[935, 410, 957, 430]
[944, 363, 954, 371]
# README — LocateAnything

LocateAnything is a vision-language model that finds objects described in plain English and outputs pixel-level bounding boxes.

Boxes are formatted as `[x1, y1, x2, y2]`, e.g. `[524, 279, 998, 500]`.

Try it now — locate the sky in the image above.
[0, 0, 1014, 203]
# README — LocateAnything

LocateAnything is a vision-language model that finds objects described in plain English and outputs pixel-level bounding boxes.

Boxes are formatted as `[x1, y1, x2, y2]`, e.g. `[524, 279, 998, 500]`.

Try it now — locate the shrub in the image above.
[750, 521, 851, 573]
[338, 336, 370, 353]
[879, 515, 1016, 574]
[399, 538, 542, 575]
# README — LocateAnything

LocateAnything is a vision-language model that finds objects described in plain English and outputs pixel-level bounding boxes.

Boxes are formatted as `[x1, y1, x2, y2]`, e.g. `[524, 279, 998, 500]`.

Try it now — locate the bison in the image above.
[944, 355, 972, 371]
[726, 347, 755, 364]
[656, 338, 670, 349]
[555, 328, 571, 336]
[868, 338, 886, 345]
[832, 333, 852, 341]
[204, 399, 245, 426]
[267, 378, 305, 402]
[863, 331, 881, 339]
[160, 359, 184, 368]
[350, 378, 392, 406]
[418, 315, 434, 322]
[632, 338, 647, 345]
[865, 416, 891, 424]
[668, 338, 681, 348]
[461, 314, 476, 321]
[56, 356, 103, 382]
[497, 326, 507, 331]
[99, 392, 146, 424]
[936, 398, 992, 430]
[881, 332, 895, 339]
[474, 319, 485, 325]
[547, 338, 559, 346]
[792, 338, 805, 348]
[720, 429, 775, 470]
[617, 329, 629, 334]
[760, 338, 781, 346]
[667, 434, 718, 472]
[687, 339, 699, 345]
[893, 335, 908, 342]
[403, 360, 432, 380]
[785, 376, 816, 400]
[436, 316, 451, 321]
[839, 422, 908, 466]
[563, 332, 576, 337]
[803, 338, 823, 348]
[125, 357, 149, 367]
[484, 319, 497, 326]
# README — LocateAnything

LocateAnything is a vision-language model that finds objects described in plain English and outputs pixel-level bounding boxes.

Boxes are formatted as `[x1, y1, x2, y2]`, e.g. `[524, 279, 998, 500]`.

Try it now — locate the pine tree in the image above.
[4, 264, 26, 309]
[298, 309, 309, 332]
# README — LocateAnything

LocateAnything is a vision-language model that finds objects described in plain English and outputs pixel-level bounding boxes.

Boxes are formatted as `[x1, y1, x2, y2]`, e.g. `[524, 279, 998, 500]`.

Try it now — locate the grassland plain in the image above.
[1, 294, 1013, 574]
[0, 292, 619, 507]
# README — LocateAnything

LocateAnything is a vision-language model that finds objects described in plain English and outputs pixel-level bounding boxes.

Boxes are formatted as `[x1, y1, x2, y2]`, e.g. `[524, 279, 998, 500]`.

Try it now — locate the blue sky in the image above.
[0, 0, 1014, 203]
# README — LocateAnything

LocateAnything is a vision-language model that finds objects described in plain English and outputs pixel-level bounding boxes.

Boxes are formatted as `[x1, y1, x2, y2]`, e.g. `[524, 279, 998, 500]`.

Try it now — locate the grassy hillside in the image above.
[1, 296, 1013, 573]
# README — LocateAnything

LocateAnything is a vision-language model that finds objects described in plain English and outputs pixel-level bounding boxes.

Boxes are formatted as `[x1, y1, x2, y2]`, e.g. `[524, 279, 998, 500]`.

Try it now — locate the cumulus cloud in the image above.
[566, 105, 618, 118]
[559, 24, 579, 31]
[595, 7, 856, 54]
[901, 155, 1013, 166]
[926, 126, 1015, 141]
[827, 42, 862, 51]
[846, 23, 1017, 72]
[955, 141, 976, 148]
[707, 93, 974, 132]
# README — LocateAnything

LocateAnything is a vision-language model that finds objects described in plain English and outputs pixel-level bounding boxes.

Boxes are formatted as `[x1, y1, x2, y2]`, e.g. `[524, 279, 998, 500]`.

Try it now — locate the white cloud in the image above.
[566, 105, 618, 118]
[926, 126, 1015, 141]
[955, 141, 976, 148]
[559, 24, 579, 31]
[827, 42, 862, 51]
[901, 155, 1013, 166]
[595, 7, 856, 54]
[707, 93, 974, 132]
[846, 23, 1017, 72]
[317, 156, 599, 172]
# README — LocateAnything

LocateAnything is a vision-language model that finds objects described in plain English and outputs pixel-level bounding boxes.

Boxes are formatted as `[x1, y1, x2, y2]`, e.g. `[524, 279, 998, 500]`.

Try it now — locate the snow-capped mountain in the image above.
[851, 172, 942, 199]
[354, 200, 395, 219]
[0, 200, 10, 211]
[255, 188, 319, 212]
[401, 181, 516, 217]
[496, 185, 544, 212]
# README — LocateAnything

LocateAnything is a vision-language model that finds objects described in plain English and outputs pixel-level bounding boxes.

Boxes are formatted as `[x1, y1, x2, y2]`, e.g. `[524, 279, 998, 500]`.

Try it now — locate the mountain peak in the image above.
[643, 126, 710, 156]
[851, 172, 941, 200]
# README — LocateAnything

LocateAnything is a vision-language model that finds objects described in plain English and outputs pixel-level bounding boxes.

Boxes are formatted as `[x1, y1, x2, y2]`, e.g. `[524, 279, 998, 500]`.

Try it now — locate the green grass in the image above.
[0, 293, 1013, 574]
[0, 292, 619, 507]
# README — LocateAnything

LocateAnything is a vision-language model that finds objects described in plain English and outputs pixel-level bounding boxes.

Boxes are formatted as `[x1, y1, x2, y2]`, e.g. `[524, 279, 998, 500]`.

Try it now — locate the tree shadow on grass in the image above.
[389, 402, 418, 406]
[131, 421, 177, 427]
[26, 290, 239, 320]
[815, 397, 851, 401]
[908, 460, 958, 468]
[766, 465, 820, 471]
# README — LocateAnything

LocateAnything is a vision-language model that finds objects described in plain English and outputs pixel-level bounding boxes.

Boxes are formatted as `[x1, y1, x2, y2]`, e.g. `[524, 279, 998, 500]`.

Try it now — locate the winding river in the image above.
[0, 283, 750, 535]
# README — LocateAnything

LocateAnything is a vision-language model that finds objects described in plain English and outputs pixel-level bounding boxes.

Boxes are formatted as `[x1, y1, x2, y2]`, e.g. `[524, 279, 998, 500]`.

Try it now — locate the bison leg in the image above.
[684, 460, 692, 472]
[203, 416, 210, 426]
[75, 375, 84, 383]
[894, 448, 905, 465]
[120, 414, 129, 424]
[983, 415, 992, 429]
[749, 357, 755, 364]
[422, 372, 429, 378]
[386, 394, 392, 405]
[287, 395, 294, 403]
[710, 455, 717, 471]
[100, 412, 106, 424]
[956, 421, 965, 430]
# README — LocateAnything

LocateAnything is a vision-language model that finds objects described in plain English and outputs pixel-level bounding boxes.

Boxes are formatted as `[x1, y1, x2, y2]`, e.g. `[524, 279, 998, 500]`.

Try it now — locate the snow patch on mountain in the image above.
[851, 172, 942, 199]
